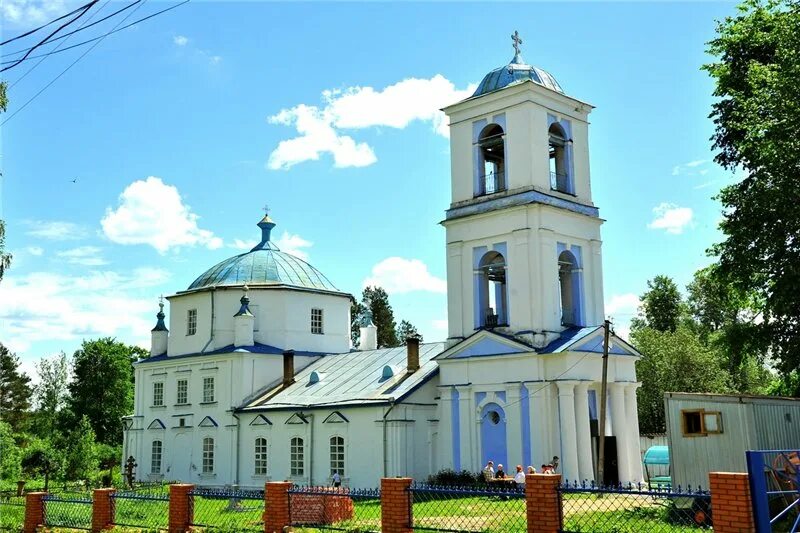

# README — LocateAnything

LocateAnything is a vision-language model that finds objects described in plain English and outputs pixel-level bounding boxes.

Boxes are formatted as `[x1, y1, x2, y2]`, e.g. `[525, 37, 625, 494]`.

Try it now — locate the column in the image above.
[264, 481, 292, 533]
[438, 387, 455, 470]
[91, 488, 116, 532]
[23, 492, 45, 533]
[529, 383, 547, 467]
[556, 382, 580, 482]
[573, 383, 595, 482]
[456, 386, 474, 470]
[168, 483, 195, 533]
[525, 474, 563, 533]
[624, 383, 644, 483]
[709, 472, 754, 532]
[381, 477, 413, 533]
[539, 230, 558, 331]
[609, 383, 632, 484]
[506, 384, 523, 469]
[589, 239, 605, 326]
[511, 228, 532, 331]
[446, 243, 463, 338]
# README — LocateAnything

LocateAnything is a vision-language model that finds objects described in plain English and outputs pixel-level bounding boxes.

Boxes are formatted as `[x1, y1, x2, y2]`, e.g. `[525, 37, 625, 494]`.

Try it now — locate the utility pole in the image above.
[597, 319, 611, 487]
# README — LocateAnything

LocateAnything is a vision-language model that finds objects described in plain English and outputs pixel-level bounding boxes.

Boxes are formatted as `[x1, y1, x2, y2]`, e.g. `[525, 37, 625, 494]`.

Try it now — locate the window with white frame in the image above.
[203, 377, 215, 403]
[177, 379, 188, 405]
[187, 309, 197, 336]
[557, 249, 583, 327]
[152, 382, 164, 406]
[476, 251, 508, 328]
[254, 438, 268, 475]
[151, 440, 162, 474]
[476, 123, 506, 196]
[290, 437, 304, 476]
[311, 308, 324, 335]
[202, 437, 214, 473]
[330, 436, 345, 477]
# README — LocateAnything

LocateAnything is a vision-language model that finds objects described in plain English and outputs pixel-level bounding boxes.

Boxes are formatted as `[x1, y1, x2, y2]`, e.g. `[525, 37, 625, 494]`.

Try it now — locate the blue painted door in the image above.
[480, 403, 507, 471]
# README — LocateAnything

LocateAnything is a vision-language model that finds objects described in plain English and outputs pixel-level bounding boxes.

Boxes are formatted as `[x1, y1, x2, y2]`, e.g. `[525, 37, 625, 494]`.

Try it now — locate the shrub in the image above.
[425, 469, 484, 487]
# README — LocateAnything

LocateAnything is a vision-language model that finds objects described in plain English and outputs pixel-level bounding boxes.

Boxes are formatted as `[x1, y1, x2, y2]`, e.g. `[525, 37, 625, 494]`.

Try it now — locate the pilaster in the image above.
[556, 381, 579, 482]
[456, 385, 474, 470]
[609, 383, 632, 483]
[624, 383, 644, 483]
[505, 384, 523, 469]
[573, 383, 594, 482]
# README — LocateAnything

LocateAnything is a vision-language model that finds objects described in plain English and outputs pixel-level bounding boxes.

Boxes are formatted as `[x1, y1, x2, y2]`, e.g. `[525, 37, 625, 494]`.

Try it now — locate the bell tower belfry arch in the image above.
[442, 32, 606, 347]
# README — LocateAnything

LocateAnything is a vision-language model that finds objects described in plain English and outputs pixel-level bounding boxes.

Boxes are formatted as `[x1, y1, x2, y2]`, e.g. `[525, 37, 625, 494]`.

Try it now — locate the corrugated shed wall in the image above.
[753, 400, 800, 450]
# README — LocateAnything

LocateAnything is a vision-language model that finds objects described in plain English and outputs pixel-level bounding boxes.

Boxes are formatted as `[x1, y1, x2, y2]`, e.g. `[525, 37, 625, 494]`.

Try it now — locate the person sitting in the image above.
[527, 465, 536, 475]
[513, 465, 525, 487]
[541, 464, 553, 474]
[495, 464, 506, 479]
[482, 460, 495, 482]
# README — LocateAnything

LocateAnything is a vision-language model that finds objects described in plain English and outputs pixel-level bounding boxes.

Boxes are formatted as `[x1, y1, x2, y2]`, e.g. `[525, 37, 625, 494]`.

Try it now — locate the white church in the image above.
[124, 35, 644, 489]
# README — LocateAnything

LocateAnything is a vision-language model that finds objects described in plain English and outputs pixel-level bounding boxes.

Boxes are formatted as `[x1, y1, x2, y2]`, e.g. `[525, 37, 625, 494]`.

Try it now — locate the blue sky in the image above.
[1, 1, 741, 376]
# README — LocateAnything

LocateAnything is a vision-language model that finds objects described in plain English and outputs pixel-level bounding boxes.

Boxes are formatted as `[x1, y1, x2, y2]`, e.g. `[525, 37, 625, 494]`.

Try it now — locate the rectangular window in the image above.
[290, 437, 304, 476]
[330, 436, 345, 477]
[177, 379, 188, 405]
[254, 438, 268, 475]
[203, 377, 215, 403]
[187, 309, 197, 336]
[152, 382, 164, 407]
[311, 308, 324, 335]
[681, 409, 723, 436]
[202, 437, 214, 473]
[151, 440, 162, 474]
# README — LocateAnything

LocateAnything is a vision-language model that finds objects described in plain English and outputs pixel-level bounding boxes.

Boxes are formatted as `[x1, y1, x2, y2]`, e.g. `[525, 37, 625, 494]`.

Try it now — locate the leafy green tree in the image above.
[0, 343, 32, 433]
[396, 320, 423, 344]
[68, 338, 142, 445]
[632, 275, 684, 333]
[350, 298, 368, 347]
[0, 421, 22, 480]
[0, 220, 11, 283]
[704, 0, 800, 381]
[32, 352, 69, 437]
[62, 416, 98, 482]
[360, 286, 399, 348]
[0, 81, 7, 112]
[22, 440, 62, 491]
[633, 324, 731, 434]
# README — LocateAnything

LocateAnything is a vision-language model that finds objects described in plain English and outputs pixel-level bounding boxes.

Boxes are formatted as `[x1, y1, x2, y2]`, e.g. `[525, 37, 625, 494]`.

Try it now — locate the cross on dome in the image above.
[511, 30, 523, 62]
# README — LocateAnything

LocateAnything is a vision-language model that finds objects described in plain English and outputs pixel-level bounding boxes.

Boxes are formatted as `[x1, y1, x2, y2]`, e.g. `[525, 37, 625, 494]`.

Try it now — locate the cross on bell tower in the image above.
[511, 30, 523, 61]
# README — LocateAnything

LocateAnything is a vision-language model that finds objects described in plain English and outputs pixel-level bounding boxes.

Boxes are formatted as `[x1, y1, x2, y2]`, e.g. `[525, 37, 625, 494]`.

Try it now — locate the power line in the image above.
[0, 1, 190, 66]
[3, 0, 142, 60]
[1, 0, 151, 126]
[1, 0, 99, 72]
[0, 0, 96, 46]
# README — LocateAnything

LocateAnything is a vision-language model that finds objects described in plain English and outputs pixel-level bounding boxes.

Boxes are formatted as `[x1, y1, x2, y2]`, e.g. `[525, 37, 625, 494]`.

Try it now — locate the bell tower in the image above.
[442, 32, 605, 347]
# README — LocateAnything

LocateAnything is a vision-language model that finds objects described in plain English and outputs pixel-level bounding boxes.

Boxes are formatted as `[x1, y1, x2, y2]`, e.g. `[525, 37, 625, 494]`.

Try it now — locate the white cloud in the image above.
[209, 55, 222, 65]
[230, 239, 257, 251]
[26, 220, 88, 240]
[274, 231, 312, 261]
[173, 35, 188, 46]
[432, 319, 448, 331]
[267, 75, 476, 170]
[1, 0, 68, 26]
[605, 293, 640, 317]
[26, 246, 43, 256]
[101, 176, 223, 253]
[363, 257, 447, 294]
[647, 203, 694, 235]
[56, 246, 108, 266]
[672, 159, 711, 176]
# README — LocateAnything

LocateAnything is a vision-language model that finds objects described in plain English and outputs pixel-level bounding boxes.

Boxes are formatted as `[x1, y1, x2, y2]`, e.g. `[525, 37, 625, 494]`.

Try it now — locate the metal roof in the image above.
[240, 342, 446, 411]
[472, 53, 564, 98]
[187, 215, 339, 292]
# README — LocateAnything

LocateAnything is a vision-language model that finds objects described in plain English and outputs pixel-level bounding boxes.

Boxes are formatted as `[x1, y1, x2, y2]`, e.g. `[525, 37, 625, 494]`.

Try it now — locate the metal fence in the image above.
[43, 493, 94, 530]
[189, 488, 265, 531]
[112, 488, 170, 531]
[559, 481, 712, 532]
[288, 486, 381, 532]
[747, 449, 800, 532]
[409, 483, 527, 532]
[0, 493, 25, 531]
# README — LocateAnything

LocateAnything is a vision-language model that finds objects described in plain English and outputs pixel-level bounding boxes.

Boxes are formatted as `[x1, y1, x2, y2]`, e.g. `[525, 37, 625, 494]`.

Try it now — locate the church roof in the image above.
[239, 342, 446, 411]
[186, 215, 339, 292]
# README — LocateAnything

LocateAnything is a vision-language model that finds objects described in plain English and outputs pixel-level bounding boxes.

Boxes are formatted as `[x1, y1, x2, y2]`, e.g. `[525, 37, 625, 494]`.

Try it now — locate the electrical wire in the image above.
[0, 0, 96, 46]
[0, 1, 190, 66]
[3, 0, 142, 59]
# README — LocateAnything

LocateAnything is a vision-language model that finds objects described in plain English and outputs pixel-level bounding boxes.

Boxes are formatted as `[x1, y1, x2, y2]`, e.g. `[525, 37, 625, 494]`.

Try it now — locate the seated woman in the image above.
[495, 464, 506, 479]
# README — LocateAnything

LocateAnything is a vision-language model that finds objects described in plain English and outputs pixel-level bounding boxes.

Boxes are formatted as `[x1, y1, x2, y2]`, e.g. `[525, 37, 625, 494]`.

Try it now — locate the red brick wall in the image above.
[92, 488, 116, 532]
[168, 483, 194, 533]
[264, 481, 292, 533]
[23, 492, 45, 533]
[289, 489, 354, 525]
[525, 474, 562, 533]
[381, 477, 412, 533]
[709, 472, 754, 533]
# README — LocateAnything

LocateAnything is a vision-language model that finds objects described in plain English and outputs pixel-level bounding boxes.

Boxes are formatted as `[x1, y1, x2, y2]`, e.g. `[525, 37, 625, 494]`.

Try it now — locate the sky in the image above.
[0, 0, 742, 378]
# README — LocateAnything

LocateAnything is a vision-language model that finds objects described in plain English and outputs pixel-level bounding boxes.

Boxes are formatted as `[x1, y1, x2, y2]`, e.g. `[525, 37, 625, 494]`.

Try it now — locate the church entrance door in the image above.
[170, 432, 193, 482]
[480, 403, 507, 471]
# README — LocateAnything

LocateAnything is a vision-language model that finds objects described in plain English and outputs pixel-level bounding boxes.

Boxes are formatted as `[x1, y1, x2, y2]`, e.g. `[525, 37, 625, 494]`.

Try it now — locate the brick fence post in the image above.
[526, 474, 562, 533]
[92, 487, 116, 532]
[23, 491, 46, 533]
[168, 483, 195, 533]
[709, 472, 755, 533]
[381, 477, 413, 533]
[264, 481, 292, 533]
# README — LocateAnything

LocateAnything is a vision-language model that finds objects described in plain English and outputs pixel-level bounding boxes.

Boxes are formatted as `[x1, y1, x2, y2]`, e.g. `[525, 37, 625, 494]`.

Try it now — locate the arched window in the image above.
[330, 436, 345, 477]
[549, 124, 572, 194]
[202, 437, 214, 473]
[151, 440, 162, 474]
[254, 438, 268, 475]
[558, 250, 582, 326]
[477, 124, 506, 196]
[290, 437, 304, 477]
[476, 251, 508, 328]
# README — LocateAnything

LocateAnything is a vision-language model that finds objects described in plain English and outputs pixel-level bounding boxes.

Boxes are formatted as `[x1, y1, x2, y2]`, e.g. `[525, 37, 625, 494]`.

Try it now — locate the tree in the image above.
[0, 81, 7, 112]
[633, 324, 732, 434]
[68, 338, 141, 445]
[631, 275, 684, 333]
[0, 421, 22, 480]
[32, 352, 69, 437]
[704, 0, 800, 380]
[0, 220, 11, 283]
[350, 298, 368, 347]
[0, 343, 32, 433]
[361, 286, 399, 348]
[396, 320, 423, 344]
[22, 440, 62, 491]
[62, 416, 98, 482]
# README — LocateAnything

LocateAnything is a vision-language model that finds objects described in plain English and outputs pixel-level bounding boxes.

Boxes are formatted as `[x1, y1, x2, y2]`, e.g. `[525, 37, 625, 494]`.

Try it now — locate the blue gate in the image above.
[747, 450, 800, 532]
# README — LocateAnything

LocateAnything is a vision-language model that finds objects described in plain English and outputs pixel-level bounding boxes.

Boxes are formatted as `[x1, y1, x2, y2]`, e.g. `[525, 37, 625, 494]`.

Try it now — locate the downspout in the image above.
[382, 400, 397, 478]
[201, 288, 216, 353]
[232, 412, 240, 486]
[308, 413, 314, 487]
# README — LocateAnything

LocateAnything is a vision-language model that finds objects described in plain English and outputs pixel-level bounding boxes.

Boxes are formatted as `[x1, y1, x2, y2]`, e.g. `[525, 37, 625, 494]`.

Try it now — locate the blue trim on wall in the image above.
[452, 387, 461, 471]
[520, 384, 532, 467]
[480, 403, 507, 469]
[496, 391, 507, 404]
[588, 389, 598, 420]
[475, 391, 487, 407]
[446, 189, 600, 222]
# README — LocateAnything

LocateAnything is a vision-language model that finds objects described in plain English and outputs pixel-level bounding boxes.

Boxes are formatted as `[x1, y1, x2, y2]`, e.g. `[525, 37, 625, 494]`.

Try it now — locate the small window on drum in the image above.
[488, 411, 501, 425]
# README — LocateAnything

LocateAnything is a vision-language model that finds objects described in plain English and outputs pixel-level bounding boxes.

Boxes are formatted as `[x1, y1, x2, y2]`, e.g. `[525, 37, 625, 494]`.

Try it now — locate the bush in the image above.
[425, 469, 484, 487]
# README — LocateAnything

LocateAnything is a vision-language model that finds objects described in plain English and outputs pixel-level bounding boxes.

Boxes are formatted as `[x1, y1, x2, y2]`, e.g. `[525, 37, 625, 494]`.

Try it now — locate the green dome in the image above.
[187, 216, 338, 292]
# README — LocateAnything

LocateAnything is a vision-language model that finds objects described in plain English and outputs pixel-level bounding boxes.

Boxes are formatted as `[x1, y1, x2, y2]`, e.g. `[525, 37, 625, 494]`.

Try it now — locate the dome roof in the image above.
[187, 215, 338, 292]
